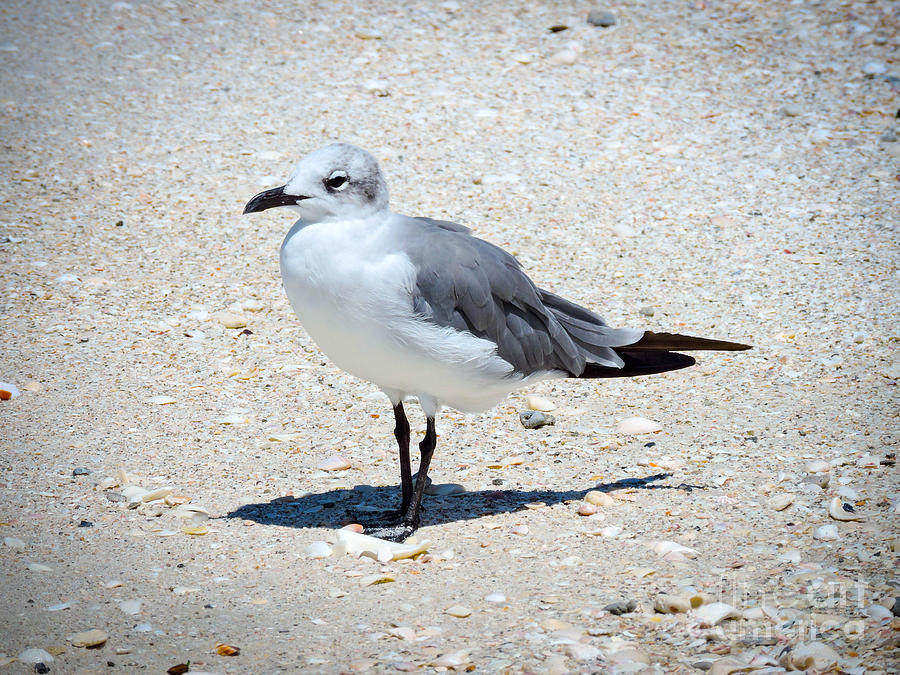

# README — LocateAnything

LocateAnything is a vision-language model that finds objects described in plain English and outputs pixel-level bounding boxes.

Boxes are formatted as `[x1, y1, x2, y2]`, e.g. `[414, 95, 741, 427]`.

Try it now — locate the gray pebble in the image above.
[639, 306, 655, 317]
[519, 410, 555, 429]
[105, 491, 126, 503]
[587, 10, 616, 27]
[880, 127, 898, 142]
[603, 599, 637, 615]
[72, 467, 91, 476]
[779, 103, 803, 117]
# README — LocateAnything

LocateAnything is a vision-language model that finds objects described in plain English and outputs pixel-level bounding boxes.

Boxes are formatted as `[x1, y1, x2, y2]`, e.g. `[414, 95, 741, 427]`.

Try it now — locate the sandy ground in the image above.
[1, 1, 899, 673]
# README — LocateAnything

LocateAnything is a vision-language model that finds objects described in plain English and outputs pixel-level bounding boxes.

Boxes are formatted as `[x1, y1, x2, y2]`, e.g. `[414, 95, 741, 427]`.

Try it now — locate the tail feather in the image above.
[624, 331, 751, 352]
[579, 350, 696, 379]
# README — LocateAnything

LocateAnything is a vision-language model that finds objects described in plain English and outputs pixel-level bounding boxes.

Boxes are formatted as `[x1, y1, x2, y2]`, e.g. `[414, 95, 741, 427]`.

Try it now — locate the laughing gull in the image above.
[244, 143, 750, 540]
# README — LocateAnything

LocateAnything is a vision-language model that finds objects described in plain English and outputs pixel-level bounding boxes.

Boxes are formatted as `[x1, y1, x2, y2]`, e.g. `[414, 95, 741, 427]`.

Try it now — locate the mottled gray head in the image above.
[243, 143, 389, 221]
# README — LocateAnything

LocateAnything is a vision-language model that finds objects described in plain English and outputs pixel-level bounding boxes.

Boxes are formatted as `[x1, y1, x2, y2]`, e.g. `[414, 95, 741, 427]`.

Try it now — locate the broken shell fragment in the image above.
[578, 502, 600, 516]
[305, 541, 332, 559]
[778, 641, 839, 671]
[827, 496, 864, 521]
[333, 529, 429, 563]
[585, 490, 615, 507]
[214, 642, 241, 656]
[654, 594, 693, 613]
[768, 493, 795, 511]
[69, 629, 108, 648]
[317, 455, 351, 471]
[651, 540, 698, 558]
[694, 602, 741, 627]
[525, 395, 555, 411]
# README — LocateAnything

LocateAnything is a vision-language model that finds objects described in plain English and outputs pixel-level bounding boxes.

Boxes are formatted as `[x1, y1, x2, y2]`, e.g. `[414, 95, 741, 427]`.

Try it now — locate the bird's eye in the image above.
[326, 172, 348, 190]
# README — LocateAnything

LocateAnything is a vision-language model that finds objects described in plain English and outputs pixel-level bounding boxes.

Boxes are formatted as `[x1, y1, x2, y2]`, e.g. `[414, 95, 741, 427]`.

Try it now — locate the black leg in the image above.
[401, 416, 436, 530]
[393, 402, 412, 513]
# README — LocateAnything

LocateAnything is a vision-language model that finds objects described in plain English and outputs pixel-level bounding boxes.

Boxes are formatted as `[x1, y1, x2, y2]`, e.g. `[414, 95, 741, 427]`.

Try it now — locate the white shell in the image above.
[778, 641, 839, 671]
[653, 594, 692, 613]
[694, 602, 740, 627]
[616, 417, 662, 435]
[827, 497, 864, 521]
[813, 524, 839, 541]
[525, 395, 556, 411]
[585, 490, 615, 507]
[305, 541, 333, 559]
[333, 529, 429, 563]
[317, 455, 351, 471]
[768, 493, 795, 511]
[651, 540, 698, 558]
[804, 459, 830, 473]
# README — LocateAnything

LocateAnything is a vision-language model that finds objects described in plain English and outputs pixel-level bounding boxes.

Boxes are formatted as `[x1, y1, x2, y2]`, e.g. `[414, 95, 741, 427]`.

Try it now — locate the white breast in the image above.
[279, 216, 560, 415]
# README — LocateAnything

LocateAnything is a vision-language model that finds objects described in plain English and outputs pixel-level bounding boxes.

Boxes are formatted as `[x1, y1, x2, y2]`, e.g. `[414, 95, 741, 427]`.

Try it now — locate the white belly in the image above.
[279, 218, 558, 414]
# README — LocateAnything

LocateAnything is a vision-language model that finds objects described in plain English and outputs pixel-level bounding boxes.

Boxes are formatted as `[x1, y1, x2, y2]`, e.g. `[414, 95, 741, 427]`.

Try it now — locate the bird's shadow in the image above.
[223, 473, 702, 530]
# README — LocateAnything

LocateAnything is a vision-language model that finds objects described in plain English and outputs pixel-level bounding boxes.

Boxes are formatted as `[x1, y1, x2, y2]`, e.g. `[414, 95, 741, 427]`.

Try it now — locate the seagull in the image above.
[244, 143, 750, 540]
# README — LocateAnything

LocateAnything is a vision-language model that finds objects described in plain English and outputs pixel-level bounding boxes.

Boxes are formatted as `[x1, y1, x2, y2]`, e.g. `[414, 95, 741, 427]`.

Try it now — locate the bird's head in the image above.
[243, 143, 389, 221]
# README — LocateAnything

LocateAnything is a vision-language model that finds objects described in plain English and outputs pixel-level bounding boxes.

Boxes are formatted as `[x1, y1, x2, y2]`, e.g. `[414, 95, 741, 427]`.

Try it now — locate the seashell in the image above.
[768, 493, 795, 511]
[651, 540, 698, 558]
[509, 524, 529, 535]
[616, 417, 661, 435]
[432, 650, 469, 668]
[605, 645, 650, 665]
[69, 629, 108, 648]
[585, 490, 615, 507]
[341, 523, 364, 534]
[172, 505, 210, 527]
[182, 525, 208, 536]
[214, 311, 247, 329]
[654, 594, 692, 614]
[566, 643, 601, 661]
[707, 657, 757, 675]
[118, 599, 142, 615]
[590, 525, 622, 538]
[172, 586, 199, 595]
[217, 413, 249, 425]
[689, 592, 713, 608]
[525, 395, 555, 412]
[26, 562, 53, 572]
[145, 395, 176, 405]
[694, 602, 741, 627]
[388, 626, 416, 641]
[359, 574, 395, 586]
[578, 502, 599, 516]
[827, 497, 864, 521]
[214, 642, 241, 656]
[17, 648, 54, 664]
[317, 455, 351, 471]
[864, 604, 893, 623]
[424, 483, 466, 497]
[121, 485, 148, 500]
[141, 487, 173, 503]
[485, 592, 506, 603]
[778, 641, 839, 671]
[445, 604, 472, 617]
[305, 541, 332, 559]
[813, 524, 839, 541]
[333, 529, 429, 563]
[3, 537, 25, 548]
[804, 460, 830, 473]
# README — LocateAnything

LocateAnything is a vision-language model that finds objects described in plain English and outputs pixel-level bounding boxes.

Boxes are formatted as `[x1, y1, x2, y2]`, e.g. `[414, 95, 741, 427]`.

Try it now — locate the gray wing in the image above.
[398, 216, 642, 376]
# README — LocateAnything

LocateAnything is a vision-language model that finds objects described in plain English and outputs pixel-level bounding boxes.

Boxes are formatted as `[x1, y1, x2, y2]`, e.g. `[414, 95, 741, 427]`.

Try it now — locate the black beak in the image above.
[243, 186, 307, 214]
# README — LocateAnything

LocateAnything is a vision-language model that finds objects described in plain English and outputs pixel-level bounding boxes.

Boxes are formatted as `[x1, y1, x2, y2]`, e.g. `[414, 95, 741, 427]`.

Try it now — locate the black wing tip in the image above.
[578, 351, 696, 379]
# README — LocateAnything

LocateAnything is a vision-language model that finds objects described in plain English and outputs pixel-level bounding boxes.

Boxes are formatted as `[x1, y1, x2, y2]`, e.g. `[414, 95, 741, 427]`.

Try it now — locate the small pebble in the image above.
[780, 103, 803, 117]
[587, 9, 617, 27]
[72, 467, 91, 476]
[519, 410, 555, 429]
[862, 60, 887, 76]
[549, 49, 578, 66]
[485, 592, 506, 603]
[445, 604, 472, 618]
[215, 311, 247, 328]
[603, 599, 637, 615]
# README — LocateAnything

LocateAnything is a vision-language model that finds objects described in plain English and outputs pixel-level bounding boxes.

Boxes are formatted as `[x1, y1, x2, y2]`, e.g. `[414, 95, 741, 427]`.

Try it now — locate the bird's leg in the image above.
[393, 402, 413, 514]
[401, 415, 436, 531]
[367, 416, 435, 542]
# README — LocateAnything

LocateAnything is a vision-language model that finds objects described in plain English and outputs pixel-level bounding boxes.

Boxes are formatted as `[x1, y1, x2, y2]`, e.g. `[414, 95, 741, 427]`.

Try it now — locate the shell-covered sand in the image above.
[1, 1, 898, 673]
